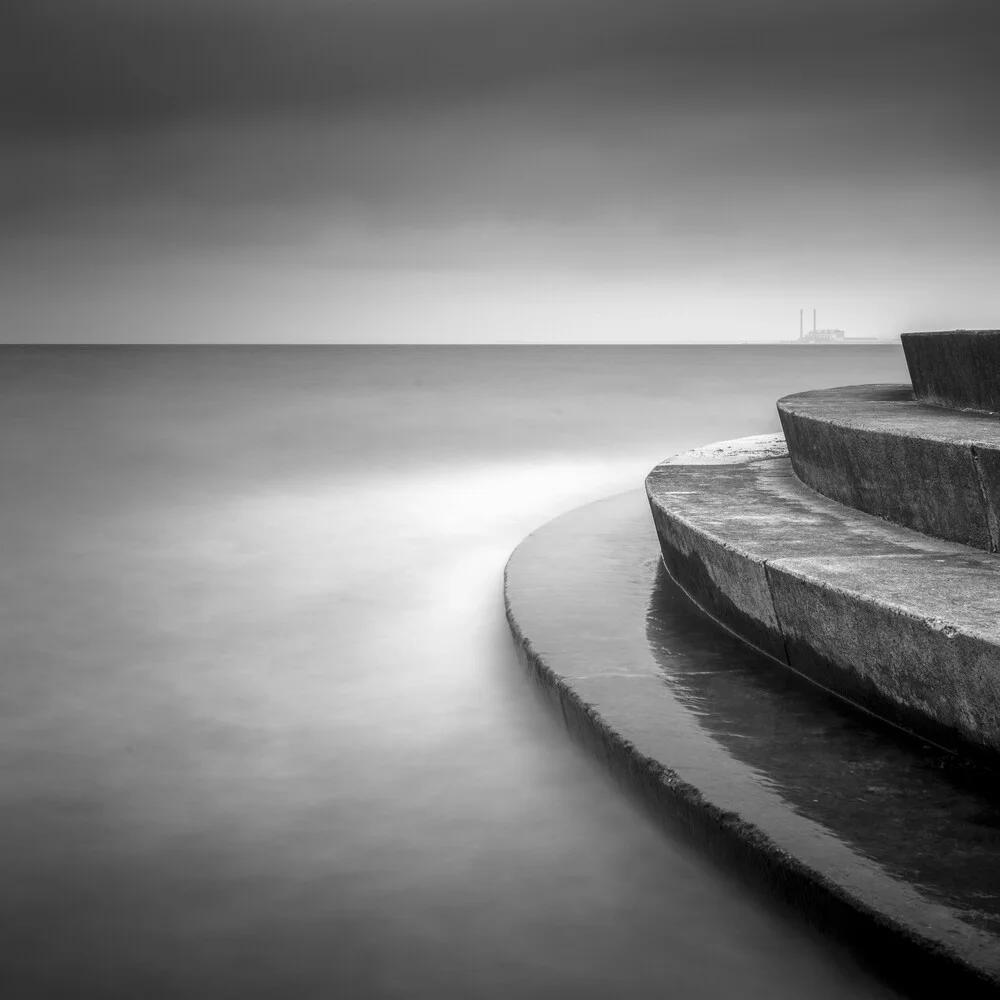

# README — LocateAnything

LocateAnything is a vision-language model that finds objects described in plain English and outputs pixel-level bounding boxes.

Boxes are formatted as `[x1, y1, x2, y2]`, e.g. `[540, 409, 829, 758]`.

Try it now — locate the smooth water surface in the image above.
[1, 345, 910, 997]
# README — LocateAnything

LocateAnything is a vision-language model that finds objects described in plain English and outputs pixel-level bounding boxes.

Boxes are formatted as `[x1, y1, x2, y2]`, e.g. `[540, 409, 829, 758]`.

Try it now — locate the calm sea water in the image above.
[1, 345, 910, 998]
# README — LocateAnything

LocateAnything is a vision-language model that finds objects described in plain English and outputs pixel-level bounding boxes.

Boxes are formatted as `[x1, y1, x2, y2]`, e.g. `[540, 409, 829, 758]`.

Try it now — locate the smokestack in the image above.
[813, 309, 817, 333]
[799, 309, 803, 339]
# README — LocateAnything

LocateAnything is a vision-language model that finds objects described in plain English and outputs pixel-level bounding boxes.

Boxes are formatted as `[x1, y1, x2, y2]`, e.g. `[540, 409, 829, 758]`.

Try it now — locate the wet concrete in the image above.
[777, 384, 1000, 552]
[504, 491, 1000, 997]
[902, 331, 1000, 415]
[645, 436, 1000, 755]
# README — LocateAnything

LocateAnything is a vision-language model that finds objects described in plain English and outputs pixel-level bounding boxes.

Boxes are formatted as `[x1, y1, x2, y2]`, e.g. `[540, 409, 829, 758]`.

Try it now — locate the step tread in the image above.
[778, 384, 1000, 446]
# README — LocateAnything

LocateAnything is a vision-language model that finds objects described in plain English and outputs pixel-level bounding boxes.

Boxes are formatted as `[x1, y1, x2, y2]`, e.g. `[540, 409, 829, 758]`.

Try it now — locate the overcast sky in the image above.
[2, 0, 997, 343]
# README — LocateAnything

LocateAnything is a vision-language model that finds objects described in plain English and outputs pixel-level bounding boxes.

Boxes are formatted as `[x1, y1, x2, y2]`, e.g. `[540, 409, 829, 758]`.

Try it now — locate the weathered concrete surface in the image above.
[648, 435, 812, 663]
[902, 330, 1000, 414]
[778, 384, 1000, 552]
[645, 435, 1000, 756]
[505, 490, 1000, 997]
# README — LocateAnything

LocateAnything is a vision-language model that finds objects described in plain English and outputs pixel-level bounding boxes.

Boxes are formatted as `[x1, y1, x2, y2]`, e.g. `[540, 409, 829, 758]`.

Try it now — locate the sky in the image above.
[1, 0, 997, 343]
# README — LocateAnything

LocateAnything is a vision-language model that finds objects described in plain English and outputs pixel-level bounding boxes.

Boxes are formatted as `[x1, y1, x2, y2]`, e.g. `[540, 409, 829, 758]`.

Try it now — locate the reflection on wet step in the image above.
[646, 562, 1000, 934]
[505, 488, 1000, 994]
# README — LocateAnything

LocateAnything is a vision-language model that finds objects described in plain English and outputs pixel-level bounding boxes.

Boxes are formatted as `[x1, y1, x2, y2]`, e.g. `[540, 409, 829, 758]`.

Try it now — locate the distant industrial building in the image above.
[797, 309, 879, 343]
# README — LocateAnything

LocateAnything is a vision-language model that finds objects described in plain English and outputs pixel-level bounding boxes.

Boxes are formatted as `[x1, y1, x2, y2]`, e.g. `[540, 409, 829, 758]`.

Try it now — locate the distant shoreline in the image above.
[0, 340, 904, 348]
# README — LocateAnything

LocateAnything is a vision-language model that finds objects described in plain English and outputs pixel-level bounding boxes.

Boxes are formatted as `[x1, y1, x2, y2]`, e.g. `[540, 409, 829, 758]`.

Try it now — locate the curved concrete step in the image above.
[645, 434, 1000, 757]
[505, 489, 1000, 997]
[777, 384, 1000, 552]
[903, 330, 1000, 414]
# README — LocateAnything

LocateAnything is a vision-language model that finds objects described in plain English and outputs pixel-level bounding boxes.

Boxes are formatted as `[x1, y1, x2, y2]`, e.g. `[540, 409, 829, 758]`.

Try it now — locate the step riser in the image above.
[766, 563, 1000, 757]
[646, 442, 1000, 760]
[902, 330, 1000, 414]
[776, 385, 1000, 553]
[778, 406, 998, 552]
[649, 502, 787, 662]
[651, 499, 1000, 758]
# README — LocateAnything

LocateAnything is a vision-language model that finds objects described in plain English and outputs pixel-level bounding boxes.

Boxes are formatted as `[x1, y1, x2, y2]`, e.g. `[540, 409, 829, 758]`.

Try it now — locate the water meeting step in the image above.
[777, 384, 1000, 552]
[645, 434, 1000, 758]
[505, 490, 1000, 998]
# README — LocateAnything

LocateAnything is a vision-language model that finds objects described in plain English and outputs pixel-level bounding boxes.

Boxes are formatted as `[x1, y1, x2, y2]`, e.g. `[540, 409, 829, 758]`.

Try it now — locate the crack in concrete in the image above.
[762, 559, 793, 667]
[969, 445, 1000, 553]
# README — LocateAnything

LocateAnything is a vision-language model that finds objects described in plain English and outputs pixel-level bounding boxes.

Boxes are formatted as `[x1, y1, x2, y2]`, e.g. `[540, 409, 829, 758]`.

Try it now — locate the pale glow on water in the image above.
[0, 347, 906, 996]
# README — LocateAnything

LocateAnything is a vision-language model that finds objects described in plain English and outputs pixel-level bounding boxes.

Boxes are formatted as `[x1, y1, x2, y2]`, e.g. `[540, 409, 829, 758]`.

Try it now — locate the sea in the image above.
[0, 344, 911, 998]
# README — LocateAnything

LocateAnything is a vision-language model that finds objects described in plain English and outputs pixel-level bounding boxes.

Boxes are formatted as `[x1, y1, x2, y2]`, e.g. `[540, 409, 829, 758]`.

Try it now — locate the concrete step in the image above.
[903, 330, 1000, 414]
[777, 384, 1000, 552]
[505, 489, 1000, 997]
[644, 434, 1000, 757]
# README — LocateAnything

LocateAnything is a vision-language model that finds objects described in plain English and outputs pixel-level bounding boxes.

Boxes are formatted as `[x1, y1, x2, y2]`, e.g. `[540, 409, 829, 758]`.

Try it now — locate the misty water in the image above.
[1, 345, 911, 998]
